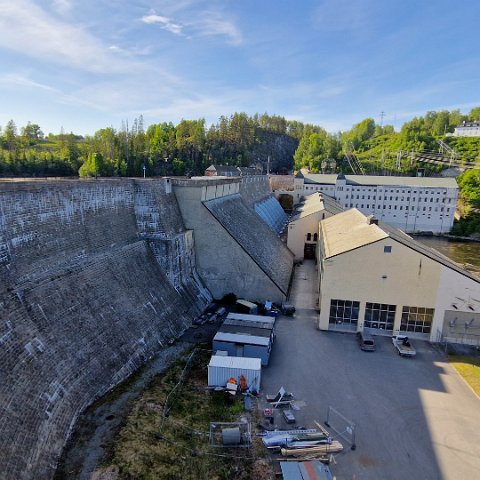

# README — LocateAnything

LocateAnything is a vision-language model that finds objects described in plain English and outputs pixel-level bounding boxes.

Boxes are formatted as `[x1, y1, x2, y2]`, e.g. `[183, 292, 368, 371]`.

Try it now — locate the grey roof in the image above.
[213, 331, 270, 347]
[238, 166, 261, 176]
[219, 324, 272, 337]
[319, 194, 344, 215]
[206, 165, 240, 176]
[457, 121, 480, 128]
[208, 355, 261, 370]
[302, 173, 458, 189]
[227, 312, 276, 324]
[223, 318, 275, 331]
[203, 194, 294, 294]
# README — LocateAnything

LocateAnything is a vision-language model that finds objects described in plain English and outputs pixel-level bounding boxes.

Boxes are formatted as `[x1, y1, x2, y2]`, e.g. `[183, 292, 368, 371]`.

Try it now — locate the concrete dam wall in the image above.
[0, 179, 209, 480]
[173, 177, 294, 303]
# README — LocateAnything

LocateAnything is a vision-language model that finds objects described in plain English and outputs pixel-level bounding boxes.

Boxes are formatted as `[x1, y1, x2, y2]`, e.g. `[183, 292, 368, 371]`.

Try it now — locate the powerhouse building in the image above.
[294, 172, 459, 234]
[317, 209, 480, 344]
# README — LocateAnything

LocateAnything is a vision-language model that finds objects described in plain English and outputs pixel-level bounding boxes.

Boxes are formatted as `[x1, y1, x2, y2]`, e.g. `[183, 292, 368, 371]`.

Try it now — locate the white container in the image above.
[208, 355, 261, 392]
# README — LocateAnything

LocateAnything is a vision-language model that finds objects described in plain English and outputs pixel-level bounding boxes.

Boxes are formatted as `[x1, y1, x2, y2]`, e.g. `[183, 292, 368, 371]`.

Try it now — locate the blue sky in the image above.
[0, 0, 479, 136]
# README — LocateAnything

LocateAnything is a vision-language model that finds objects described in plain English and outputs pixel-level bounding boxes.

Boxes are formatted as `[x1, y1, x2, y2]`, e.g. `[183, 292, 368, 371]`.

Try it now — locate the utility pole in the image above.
[380, 111, 385, 127]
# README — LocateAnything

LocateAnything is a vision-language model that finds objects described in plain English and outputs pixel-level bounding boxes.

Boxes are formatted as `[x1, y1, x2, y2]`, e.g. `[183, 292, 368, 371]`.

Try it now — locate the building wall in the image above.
[173, 181, 286, 303]
[293, 176, 305, 204]
[434, 267, 480, 344]
[318, 232, 480, 342]
[287, 212, 324, 260]
[318, 237, 442, 338]
[238, 175, 272, 207]
[454, 125, 480, 137]
[300, 177, 458, 233]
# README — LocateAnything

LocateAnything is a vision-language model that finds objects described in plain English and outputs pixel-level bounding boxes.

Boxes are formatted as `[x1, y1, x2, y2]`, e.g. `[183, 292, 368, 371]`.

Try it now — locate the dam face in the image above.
[0, 179, 209, 479]
[0, 176, 292, 479]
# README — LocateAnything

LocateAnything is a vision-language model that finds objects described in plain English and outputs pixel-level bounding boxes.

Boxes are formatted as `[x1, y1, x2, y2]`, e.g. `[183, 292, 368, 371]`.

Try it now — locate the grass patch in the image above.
[448, 355, 480, 396]
[106, 348, 273, 480]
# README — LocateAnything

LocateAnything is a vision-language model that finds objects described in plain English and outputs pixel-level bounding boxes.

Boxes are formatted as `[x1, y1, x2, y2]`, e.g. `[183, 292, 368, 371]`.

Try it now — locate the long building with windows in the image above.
[317, 209, 480, 344]
[294, 172, 459, 233]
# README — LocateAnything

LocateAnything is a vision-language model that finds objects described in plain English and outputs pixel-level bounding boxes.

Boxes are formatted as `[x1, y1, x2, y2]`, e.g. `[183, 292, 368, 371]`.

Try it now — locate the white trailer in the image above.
[208, 355, 261, 392]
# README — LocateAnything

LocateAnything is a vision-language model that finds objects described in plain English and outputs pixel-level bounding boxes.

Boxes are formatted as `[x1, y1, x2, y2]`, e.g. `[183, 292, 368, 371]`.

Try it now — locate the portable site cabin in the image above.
[226, 312, 276, 325]
[235, 299, 258, 315]
[223, 314, 276, 343]
[208, 355, 261, 392]
[212, 331, 272, 366]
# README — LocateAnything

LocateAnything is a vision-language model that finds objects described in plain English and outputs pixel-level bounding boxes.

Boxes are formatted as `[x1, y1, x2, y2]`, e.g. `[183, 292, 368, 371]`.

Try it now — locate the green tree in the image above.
[469, 107, 480, 121]
[79, 152, 105, 177]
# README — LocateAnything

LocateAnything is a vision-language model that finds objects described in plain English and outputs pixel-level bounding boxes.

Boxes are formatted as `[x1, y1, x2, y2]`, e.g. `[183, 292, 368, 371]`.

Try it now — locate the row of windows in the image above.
[328, 300, 434, 333]
[306, 233, 318, 241]
[345, 203, 450, 217]
[346, 203, 451, 214]
[344, 195, 452, 204]
[305, 185, 450, 196]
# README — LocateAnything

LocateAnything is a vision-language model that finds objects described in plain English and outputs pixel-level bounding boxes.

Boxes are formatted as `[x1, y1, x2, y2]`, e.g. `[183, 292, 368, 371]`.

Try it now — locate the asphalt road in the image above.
[261, 260, 480, 480]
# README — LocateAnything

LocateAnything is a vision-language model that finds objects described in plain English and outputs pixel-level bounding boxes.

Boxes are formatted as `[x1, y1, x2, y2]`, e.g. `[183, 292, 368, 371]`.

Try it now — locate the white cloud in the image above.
[141, 13, 183, 35]
[191, 13, 242, 45]
[141, 7, 242, 45]
[0, 73, 58, 92]
[0, 0, 142, 73]
[0, 72, 104, 111]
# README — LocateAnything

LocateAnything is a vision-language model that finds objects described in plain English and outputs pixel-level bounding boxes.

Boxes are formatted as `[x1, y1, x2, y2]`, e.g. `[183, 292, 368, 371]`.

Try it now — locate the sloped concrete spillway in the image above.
[0, 179, 210, 480]
[204, 194, 292, 296]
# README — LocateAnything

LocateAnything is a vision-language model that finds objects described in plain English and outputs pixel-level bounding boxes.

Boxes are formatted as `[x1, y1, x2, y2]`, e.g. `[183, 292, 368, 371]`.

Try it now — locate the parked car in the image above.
[356, 331, 376, 351]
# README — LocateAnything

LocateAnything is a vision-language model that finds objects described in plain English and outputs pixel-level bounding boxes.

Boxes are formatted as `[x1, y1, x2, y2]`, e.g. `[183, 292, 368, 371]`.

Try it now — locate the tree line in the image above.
[293, 106, 480, 175]
[0, 114, 307, 178]
[1, 107, 480, 178]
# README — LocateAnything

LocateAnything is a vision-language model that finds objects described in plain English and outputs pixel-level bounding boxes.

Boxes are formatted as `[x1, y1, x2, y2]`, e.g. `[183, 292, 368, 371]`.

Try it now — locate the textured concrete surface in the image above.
[204, 194, 293, 296]
[174, 182, 293, 303]
[262, 260, 480, 480]
[0, 179, 209, 480]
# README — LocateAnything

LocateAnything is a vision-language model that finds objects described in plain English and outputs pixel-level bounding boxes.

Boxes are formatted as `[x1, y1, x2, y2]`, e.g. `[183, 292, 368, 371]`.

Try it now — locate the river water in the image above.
[413, 236, 480, 275]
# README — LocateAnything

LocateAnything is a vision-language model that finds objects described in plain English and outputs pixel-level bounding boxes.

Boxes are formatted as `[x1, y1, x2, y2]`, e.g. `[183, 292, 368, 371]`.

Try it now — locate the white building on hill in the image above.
[317, 209, 480, 344]
[294, 172, 458, 234]
[453, 121, 480, 137]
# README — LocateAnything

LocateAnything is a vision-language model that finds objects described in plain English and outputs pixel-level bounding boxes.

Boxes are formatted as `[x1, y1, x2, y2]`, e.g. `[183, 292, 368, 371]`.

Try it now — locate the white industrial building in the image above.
[452, 121, 480, 137]
[294, 172, 459, 234]
[287, 192, 343, 261]
[317, 209, 480, 344]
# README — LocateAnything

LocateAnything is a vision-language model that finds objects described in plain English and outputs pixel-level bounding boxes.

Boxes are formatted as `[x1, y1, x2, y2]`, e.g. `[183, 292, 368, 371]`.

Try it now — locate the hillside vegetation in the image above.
[0, 114, 303, 178]
[2, 106, 480, 179]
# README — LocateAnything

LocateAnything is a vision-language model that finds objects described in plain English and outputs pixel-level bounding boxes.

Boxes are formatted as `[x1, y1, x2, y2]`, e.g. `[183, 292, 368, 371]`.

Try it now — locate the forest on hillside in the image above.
[1, 107, 480, 179]
[0, 114, 301, 178]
